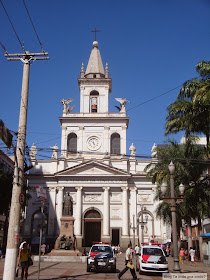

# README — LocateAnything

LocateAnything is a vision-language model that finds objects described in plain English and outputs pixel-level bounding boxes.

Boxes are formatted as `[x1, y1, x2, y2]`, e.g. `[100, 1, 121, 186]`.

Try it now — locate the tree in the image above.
[165, 61, 210, 155]
[145, 138, 209, 257]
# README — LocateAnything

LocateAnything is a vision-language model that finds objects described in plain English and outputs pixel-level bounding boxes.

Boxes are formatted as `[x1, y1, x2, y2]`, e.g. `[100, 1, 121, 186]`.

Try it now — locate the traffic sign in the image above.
[19, 193, 25, 206]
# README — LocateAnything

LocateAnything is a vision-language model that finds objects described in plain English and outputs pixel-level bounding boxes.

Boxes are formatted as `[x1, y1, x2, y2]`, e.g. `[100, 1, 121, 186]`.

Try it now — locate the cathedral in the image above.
[24, 40, 166, 250]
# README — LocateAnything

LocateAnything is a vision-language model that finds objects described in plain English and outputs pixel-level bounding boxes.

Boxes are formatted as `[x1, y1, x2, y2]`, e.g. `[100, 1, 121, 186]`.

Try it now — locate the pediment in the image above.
[55, 160, 131, 177]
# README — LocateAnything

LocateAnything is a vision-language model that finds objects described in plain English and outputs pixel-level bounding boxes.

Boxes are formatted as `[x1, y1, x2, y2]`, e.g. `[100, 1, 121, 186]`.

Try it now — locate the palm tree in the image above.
[165, 61, 210, 155]
[145, 138, 209, 258]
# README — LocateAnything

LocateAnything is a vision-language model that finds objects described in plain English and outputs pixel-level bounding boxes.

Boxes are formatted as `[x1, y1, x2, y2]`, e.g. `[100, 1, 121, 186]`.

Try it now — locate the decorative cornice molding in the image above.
[75, 186, 83, 191]
[121, 186, 129, 191]
[102, 186, 110, 191]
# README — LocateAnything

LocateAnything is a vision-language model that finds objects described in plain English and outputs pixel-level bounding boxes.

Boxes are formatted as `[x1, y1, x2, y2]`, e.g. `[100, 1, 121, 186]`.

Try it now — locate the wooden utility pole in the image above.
[3, 51, 49, 280]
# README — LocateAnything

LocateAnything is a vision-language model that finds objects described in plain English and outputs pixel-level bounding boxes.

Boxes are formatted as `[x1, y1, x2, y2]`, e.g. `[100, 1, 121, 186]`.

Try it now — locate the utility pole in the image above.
[3, 51, 49, 280]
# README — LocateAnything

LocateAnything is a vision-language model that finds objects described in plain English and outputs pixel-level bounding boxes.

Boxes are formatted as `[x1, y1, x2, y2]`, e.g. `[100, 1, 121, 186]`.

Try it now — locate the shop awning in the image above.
[197, 233, 210, 237]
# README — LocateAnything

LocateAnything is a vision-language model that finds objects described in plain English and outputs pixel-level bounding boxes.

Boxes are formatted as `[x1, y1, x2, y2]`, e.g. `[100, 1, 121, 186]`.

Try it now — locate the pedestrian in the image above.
[19, 240, 27, 250]
[17, 242, 32, 280]
[166, 246, 170, 257]
[41, 243, 46, 256]
[83, 247, 89, 256]
[179, 248, 185, 264]
[117, 243, 137, 280]
[189, 247, 196, 265]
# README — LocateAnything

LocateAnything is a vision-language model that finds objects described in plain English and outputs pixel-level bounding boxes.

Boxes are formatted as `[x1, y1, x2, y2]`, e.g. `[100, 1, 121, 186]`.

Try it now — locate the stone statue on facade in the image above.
[115, 98, 129, 113]
[151, 143, 157, 158]
[50, 144, 59, 159]
[129, 143, 136, 159]
[60, 98, 75, 114]
[63, 192, 73, 216]
[30, 143, 37, 160]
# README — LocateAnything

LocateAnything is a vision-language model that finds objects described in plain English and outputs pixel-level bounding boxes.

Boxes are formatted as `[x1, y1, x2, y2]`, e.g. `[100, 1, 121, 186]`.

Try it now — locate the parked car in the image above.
[138, 245, 168, 274]
[87, 243, 116, 272]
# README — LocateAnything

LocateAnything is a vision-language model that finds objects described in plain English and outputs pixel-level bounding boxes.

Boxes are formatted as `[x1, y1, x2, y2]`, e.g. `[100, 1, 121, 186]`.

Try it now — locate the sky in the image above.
[0, 0, 209, 160]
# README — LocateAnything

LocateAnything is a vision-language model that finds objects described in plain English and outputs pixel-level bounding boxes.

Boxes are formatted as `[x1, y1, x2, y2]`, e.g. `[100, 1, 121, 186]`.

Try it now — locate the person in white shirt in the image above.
[117, 243, 137, 280]
[189, 247, 196, 264]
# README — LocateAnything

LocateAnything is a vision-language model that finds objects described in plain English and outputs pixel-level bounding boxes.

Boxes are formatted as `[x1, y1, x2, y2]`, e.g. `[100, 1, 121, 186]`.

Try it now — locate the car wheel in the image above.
[111, 265, 116, 272]
[87, 265, 91, 272]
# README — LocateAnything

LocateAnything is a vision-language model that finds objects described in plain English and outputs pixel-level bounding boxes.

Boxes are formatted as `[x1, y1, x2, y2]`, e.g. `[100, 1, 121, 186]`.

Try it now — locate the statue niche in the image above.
[63, 192, 73, 216]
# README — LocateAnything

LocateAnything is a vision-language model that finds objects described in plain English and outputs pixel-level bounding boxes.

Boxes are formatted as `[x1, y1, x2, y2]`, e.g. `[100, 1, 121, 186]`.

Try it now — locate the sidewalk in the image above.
[167, 256, 210, 276]
[0, 255, 209, 280]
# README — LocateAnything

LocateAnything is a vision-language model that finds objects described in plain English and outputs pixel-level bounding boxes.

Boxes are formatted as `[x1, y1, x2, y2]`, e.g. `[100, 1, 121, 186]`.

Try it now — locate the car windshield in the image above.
[143, 248, 163, 256]
[91, 246, 112, 253]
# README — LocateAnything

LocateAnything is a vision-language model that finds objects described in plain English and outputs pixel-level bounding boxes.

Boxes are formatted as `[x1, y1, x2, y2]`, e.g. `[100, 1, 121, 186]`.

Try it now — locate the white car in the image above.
[138, 245, 168, 274]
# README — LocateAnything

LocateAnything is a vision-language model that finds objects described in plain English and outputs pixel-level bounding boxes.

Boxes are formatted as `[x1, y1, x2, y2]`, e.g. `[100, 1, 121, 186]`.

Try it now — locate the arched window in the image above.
[90, 90, 99, 112]
[67, 133, 77, 153]
[111, 133, 120, 154]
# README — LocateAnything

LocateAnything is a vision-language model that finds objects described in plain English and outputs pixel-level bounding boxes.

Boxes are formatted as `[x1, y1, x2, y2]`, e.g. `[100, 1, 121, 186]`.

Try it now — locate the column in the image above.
[78, 126, 84, 154]
[121, 186, 129, 236]
[56, 186, 64, 234]
[130, 187, 137, 236]
[48, 186, 57, 236]
[61, 126, 67, 157]
[103, 186, 110, 236]
[104, 126, 110, 154]
[75, 186, 83, 236]
[121, 125, 127, 155]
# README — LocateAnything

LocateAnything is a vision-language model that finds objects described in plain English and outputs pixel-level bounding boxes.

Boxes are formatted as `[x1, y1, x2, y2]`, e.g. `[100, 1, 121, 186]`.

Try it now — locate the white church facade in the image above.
[24, 40, 166, 250]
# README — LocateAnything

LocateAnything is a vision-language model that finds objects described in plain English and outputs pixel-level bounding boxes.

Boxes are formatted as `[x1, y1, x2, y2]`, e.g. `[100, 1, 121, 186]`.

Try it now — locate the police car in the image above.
[87, 242, 116, 272]
[138, 244, 168, 274]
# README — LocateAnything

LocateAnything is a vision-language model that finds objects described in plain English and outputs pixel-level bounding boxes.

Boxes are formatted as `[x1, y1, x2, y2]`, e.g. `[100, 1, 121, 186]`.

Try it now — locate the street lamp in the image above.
[139, 205, 148, 245]
[130, 214, 137, 249]
[160, 161, 185, 272]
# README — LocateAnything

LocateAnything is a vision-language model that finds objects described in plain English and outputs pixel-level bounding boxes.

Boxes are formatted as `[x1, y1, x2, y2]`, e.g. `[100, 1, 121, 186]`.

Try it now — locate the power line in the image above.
[22, 0, 45, 53]
[127, 84, 183, 112]
[0, 41, 8, 54]
[0, 0, 25, 53]
[1, 142, 209, 164]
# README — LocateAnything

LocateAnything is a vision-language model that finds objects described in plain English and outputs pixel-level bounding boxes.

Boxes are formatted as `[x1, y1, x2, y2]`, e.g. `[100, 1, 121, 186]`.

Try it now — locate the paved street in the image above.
[0, 255, 210, 280]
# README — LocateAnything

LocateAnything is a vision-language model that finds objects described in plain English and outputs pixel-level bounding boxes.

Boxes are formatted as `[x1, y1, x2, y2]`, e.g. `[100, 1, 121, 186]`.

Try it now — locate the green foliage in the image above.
[165, 61, 210, 154]
[144, 138, 209, 226]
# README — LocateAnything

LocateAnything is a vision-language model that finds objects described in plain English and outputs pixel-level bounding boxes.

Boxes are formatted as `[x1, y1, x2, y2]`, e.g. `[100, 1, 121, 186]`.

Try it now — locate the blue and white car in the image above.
[87, 243, 116, 272]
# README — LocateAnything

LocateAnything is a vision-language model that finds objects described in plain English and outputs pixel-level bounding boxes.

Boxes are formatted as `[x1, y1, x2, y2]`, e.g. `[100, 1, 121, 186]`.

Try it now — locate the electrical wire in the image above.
[0, 0, 25, 53]
[22, 0, 45, 53]
[0, 41, 8, 54]
[127, 84, 183, 112]
[1, 142, 209, 164]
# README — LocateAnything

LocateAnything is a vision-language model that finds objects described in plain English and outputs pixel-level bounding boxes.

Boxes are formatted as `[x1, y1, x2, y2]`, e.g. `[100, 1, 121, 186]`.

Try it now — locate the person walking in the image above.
[179, 248, 185, 264]
[117, 243, 137, 280]
[17, 242, 32, 280]
[41, 243, 47, 256]
[189, 247, 196, 265]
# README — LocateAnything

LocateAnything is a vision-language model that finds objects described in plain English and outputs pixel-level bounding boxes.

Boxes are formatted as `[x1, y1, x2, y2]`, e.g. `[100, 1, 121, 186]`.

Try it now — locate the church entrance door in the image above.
[112, 229, 119, 246]
[84, 209, 101, 247]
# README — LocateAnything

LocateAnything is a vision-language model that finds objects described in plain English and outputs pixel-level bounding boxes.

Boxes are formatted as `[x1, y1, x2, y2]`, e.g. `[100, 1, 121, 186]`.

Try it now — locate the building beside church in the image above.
[24, 40, 166, 250]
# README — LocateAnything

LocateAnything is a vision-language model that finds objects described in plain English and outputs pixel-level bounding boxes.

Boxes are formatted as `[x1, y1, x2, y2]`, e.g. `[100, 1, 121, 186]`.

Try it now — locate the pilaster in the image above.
[75, 186, 83, 236]
[121, 186, 129, 236]
[102, 186, 110, 237]
[48, 186, 57, 236]
[56, 186, 64, 234]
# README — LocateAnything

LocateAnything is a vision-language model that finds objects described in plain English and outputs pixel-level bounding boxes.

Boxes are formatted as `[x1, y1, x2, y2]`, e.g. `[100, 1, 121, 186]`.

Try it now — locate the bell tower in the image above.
[78, 41, 112, 113]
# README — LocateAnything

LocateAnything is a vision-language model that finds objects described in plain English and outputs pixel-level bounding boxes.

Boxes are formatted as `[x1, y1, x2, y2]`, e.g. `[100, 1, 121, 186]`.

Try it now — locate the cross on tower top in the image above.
[91, 27, 100, 41]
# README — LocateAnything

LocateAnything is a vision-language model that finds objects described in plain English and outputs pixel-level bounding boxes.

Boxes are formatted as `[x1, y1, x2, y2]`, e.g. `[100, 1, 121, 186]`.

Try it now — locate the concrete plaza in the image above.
[0, 255, 209, 280]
